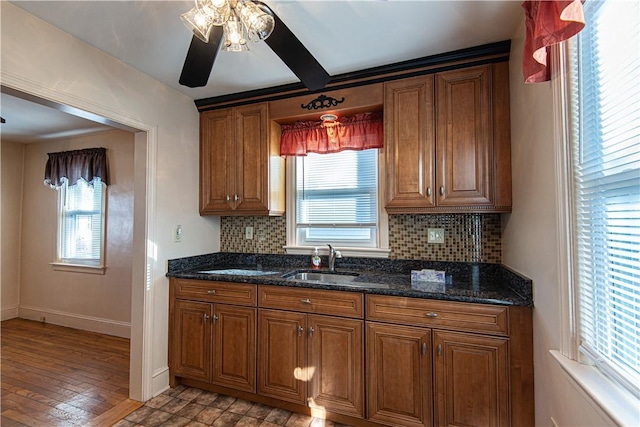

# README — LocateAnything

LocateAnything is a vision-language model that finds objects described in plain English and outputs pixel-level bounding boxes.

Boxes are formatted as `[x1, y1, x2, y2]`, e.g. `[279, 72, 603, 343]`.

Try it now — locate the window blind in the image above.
[570, 0, 640, 396]
[296, 149, 378, 246]
[60, 178, 105, 264]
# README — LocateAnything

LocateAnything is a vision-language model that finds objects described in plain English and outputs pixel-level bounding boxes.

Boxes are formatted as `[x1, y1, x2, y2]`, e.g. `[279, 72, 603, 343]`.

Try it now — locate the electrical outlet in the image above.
[428, 228, 445, 244]
[174, 225, 182, 243]
[245, 226, 254, 240]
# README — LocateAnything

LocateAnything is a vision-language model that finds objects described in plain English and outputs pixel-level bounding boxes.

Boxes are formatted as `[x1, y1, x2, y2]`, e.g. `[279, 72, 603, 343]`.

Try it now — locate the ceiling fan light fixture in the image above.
[199, 0, 231, 27]
[180, 6, 214, 42]
[223, 14, 249, 52]
[234, 0, 275, 42]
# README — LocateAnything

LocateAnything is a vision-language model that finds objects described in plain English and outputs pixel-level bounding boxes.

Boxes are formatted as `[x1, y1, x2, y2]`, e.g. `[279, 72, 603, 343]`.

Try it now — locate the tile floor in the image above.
[113, 385, 353, 427]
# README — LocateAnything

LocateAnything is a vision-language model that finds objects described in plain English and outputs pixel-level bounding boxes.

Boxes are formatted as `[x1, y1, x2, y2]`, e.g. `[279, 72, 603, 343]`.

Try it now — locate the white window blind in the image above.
[569, 0, 640, 396]
[296, 149, 378, 247]
[58, 178, 106, 266]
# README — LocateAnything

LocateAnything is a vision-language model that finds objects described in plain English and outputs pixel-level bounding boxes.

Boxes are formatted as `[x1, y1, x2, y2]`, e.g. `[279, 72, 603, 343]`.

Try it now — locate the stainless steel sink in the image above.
[289, 271, 358, 284]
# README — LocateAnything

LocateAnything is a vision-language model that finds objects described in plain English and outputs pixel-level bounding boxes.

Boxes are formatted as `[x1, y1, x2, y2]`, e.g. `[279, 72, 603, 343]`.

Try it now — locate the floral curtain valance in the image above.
[280, 111, 383, 156]
[44, 147, 110, 189]
[522, 0, 585, 83]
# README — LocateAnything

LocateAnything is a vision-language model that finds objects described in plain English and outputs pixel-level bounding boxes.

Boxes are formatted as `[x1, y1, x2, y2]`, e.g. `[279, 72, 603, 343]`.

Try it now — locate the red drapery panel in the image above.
[522, 0, 585, 83]
[280, 112, 383, 156]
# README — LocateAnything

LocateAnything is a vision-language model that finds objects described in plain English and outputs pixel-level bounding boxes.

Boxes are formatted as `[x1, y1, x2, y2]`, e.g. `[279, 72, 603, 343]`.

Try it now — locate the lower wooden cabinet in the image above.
[367, 322, 432, 427]
[433, 331, 508, 427]
[169, 280, 533, 427]
[258, 308, 365, 418]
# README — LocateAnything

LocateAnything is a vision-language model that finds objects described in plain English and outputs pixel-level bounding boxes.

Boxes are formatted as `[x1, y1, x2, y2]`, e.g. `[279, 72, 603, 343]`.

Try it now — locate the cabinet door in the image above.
[384, 75, 436, 211]
[308, 315, 364, 419]
[367, 322, 432, 427]
[212, 305, 256, 393]
[436, 65, 493, 207]
[172, 300, 212, 382]
[234, 103, 270, 213]
[258, 309, 307, 405]
[200, 108, 234, 213]
[433, 331, 509, 427]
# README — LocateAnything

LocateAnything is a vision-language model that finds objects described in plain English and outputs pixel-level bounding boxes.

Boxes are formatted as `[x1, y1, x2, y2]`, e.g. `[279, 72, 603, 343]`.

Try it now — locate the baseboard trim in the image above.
[152, 366, 170, 397]
[1, 306, 19, 321]
[18, 306, 131, 338]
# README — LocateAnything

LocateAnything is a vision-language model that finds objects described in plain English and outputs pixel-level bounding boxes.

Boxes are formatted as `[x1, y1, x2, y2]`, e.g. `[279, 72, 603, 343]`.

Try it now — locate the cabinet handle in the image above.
[422, 342, 427, 355]
[226, 195, 231, 202]
[427, 187, 432, 197]
[234, 194, 239, 201]
[309, 326, 315, 337]
[207, 289, 216, 295]
[298, 326, 304, 336]
[212, 314, 218, 323]
[204, 313, 209, 322]
[440, 186, 445, 196]
[425, 312, 438, 318]
[301, 298, 312, 304]
[437, 344, 442, 356]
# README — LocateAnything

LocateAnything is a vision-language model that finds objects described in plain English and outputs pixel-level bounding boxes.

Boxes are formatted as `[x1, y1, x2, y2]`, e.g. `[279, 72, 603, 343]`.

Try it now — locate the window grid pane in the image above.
[59, 179, 105, 264]
[296, 150, 378, 247]
[571, 0, 640, 396]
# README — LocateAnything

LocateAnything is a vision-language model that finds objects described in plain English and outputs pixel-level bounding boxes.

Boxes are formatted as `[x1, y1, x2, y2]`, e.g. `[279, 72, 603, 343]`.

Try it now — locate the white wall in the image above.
[1, 2, 221, 400]
[502, 20, 614, 426]
[1, 141, 25, 320]
[16, 131, 134, 337]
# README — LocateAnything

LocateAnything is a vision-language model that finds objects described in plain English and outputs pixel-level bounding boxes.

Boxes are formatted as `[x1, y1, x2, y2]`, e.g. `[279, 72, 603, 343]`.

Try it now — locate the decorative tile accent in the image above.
[221, 216, 287, 254]
[221, 213, 502, 263]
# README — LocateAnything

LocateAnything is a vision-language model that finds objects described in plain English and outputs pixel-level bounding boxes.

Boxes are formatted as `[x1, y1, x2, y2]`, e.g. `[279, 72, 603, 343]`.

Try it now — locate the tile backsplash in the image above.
[221, 213, 501, 263]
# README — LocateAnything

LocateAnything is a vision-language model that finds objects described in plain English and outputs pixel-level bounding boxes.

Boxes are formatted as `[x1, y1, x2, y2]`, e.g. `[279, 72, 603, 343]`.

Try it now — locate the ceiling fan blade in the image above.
[259, 3, 331, 91]
[179, 27, 224, 88]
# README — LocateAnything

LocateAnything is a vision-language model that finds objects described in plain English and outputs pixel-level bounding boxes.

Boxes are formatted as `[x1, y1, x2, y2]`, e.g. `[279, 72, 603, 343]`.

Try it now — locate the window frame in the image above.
[51, 178, 107, 274]
[552, 2, 640, 423]
[284, 149, 389, 258]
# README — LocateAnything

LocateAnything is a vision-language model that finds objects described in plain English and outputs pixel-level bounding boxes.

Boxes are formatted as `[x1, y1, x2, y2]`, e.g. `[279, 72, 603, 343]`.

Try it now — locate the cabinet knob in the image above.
[422, 342, 428, 355]
[301, 298, 312, 304]
[234, 194, 239, 201]
[212, 314, 218, 322]
[427, 187, 432, 197]
[207, 289, 216, 295]
[298, 325, 304, 336]
[226, 195, 231, 202]
[437, 344, 443, 356]
[204, 314, 210, 321]
[309, 326, 315, 336]
[425, 312, 438, 318]
[440, 186, 445, 196]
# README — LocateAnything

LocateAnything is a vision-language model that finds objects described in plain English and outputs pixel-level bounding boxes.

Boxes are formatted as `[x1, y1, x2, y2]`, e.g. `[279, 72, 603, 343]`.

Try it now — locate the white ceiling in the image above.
[1, 0, 524, 141]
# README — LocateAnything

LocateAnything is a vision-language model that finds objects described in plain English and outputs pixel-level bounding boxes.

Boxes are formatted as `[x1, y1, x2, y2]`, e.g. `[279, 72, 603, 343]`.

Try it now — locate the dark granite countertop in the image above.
[167, 252, 533, 307]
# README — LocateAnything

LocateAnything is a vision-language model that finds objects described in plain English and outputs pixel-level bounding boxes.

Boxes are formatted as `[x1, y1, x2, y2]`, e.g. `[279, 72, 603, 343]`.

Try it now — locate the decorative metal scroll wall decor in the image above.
[301, 94, 345, 110]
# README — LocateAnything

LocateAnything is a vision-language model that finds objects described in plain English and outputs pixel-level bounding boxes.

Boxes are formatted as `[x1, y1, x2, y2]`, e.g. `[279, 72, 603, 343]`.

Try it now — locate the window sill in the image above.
[284, 246, 390, 259]
[50, 262, 106, 275]
[550, 350, 639, 427]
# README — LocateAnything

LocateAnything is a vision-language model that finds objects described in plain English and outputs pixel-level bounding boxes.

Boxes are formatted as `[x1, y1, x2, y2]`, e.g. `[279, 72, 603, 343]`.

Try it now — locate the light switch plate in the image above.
[428, 228, 445, 244]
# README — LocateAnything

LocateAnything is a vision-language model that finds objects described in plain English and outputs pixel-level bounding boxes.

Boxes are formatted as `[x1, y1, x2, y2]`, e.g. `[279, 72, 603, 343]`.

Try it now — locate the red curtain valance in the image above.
[522, 0, 585, 83]
[44, 147, 109, 189]
[280, 112, 383, 156]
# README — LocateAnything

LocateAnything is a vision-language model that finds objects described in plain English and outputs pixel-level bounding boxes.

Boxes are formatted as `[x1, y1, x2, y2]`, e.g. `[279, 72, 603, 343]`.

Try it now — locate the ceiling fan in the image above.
[179, 0, 331, 92]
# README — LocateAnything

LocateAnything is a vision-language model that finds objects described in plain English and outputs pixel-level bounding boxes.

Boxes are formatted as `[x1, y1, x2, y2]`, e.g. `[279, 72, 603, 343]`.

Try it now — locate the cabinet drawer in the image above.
[366, 294, 508, 335]
[173, 278, 257, 306]
[258, 286, 364, 319]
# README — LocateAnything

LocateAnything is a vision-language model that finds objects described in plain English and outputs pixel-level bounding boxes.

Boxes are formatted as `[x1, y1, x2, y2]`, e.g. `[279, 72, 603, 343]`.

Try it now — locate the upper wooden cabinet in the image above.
[199, 102, 285, 216]
[385, 62, 512, 213]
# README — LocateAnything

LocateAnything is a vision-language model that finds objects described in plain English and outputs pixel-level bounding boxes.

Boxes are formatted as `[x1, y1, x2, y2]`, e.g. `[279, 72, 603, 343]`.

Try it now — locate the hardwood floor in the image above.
[1, 318, 142, 427]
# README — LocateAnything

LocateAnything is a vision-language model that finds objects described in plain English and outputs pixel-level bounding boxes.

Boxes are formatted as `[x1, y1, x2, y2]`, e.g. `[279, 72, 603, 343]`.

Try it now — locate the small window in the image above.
[294, 149, 379, 248]
[57, 178, 106, 268]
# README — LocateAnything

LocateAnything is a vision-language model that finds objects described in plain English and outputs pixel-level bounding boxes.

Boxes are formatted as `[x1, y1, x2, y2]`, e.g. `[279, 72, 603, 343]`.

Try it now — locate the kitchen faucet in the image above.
[327, 244, 342, 272]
